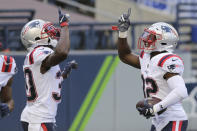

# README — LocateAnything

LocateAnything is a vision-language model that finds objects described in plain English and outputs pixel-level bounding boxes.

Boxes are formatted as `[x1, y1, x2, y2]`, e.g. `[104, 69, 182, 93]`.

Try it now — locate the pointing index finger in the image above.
[127, 8, 131, 17]
[58, 8, 61, 15]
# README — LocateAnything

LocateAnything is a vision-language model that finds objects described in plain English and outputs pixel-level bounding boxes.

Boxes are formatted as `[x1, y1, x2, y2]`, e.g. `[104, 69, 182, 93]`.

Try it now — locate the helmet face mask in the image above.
[21, 19, 60, 51]
[138, 29, 162, 52]
[42, 22, 60, 40]
[138, 22, 179, 53]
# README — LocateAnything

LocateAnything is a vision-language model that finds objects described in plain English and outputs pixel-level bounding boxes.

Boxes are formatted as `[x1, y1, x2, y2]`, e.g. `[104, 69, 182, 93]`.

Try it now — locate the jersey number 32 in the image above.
[141, 75, 158, 98]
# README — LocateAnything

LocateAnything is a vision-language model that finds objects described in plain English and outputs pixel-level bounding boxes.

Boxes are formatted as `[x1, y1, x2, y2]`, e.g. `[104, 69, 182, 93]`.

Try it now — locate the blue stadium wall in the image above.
[0, 52, 196, 131]
[0, 54, 119, 131]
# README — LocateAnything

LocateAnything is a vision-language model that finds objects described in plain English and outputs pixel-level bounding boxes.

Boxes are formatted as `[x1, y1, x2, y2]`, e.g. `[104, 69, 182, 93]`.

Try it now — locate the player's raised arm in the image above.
[41, 8, 70, 73]
[116, 8, 140, 69]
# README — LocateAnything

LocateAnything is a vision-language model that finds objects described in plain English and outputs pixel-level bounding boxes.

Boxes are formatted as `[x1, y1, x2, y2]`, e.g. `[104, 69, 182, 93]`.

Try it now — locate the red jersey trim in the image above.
[29, 47, 39, 65]
[140, 50, 144, 58]
[1, 56, 13, 72]
[158, 54, 183, 67]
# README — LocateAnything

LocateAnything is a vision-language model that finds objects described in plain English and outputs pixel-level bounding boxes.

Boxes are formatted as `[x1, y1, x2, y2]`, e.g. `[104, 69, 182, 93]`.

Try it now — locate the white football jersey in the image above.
[0, 55, 17, 91]
[139, 51, 187, 130]
[21, 46, 62, 123]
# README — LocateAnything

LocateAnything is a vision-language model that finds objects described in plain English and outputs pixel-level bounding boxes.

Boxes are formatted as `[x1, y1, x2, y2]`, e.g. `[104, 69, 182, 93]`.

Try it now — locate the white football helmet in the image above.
[138, 22, 179, 53]
[21, 19, 60, 51]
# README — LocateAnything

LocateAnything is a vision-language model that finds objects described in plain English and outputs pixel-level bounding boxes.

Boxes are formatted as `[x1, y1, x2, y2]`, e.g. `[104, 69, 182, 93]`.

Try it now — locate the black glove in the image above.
[69, 60, 78, 69]
[0, 103, 10, 118]
[118, 8, 131, 32]
[61, 60, 78, 79]
[58, 8, 70, 27]
[137, 99, 155, 119]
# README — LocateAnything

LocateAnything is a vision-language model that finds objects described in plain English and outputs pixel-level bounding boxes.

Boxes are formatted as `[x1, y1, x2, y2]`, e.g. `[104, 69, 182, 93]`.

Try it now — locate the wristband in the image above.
[153, 104, 160, 113]
[119, 31, 128, 38]
[60, 22, 69, 27]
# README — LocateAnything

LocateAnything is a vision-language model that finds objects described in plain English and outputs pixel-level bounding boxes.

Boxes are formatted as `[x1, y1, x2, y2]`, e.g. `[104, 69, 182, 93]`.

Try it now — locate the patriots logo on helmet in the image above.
[137, 22, 179, 53]
[161, 25, 172, 33]
[29, 21, 40, 28]
[21, 19, 60, 50]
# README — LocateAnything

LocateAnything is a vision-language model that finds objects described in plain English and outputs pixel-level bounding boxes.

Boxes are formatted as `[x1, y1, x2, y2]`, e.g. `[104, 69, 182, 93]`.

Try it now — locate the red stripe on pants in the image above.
[179, 121, 183, 131]
[41, 123, 48, 131]
[172, 121, 176, 131]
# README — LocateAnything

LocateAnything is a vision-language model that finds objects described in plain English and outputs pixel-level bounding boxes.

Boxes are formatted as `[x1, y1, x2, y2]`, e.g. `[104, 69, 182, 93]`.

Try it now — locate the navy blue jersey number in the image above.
[141, 75, 158, 98]
[52, 84, 62, 101]
[24, 68, 38, 101]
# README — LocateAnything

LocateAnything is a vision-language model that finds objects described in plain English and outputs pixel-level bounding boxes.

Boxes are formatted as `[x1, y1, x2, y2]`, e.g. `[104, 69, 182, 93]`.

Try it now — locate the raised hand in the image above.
[69, 60, 78, 69]
[61, 60, 78, 79]
[58, 8, 70, 27]
[118, 8, 131, 32]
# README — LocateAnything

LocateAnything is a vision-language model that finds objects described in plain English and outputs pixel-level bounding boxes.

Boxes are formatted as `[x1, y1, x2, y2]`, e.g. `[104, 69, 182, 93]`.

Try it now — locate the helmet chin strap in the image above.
[27, 38, 57, 52]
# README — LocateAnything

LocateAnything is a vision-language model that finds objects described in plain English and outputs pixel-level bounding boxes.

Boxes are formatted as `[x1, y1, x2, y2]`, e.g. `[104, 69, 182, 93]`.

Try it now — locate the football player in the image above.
[116, 8, 188, 131]
[0, 55, 16, 118]
[20, 9, 75, 131]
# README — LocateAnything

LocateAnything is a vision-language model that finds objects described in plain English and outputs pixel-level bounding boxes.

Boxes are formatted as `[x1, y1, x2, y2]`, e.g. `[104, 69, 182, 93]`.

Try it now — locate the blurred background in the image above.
[0, 0, 197, 131]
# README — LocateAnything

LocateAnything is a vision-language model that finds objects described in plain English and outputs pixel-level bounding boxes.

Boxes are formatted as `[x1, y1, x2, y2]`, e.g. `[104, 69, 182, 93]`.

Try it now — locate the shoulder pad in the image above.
[0, 55, 16, 74]
[157, 54, 184, 74]
[29, 47, 53, 65]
